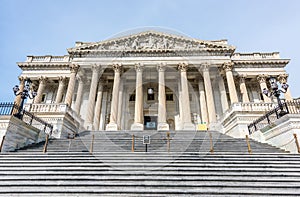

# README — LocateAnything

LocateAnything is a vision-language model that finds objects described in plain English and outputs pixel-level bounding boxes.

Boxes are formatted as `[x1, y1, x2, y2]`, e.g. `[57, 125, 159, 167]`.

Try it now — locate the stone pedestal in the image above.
[182, 122, 195, 130]
[130, 123, 144, 131]
[157, 122, 169, 130]
[106, 123, 118, 131]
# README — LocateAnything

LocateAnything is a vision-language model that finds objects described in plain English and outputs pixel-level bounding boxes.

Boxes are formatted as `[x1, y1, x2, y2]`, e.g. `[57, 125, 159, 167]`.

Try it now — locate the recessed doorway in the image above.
[144, 116, 157, 130]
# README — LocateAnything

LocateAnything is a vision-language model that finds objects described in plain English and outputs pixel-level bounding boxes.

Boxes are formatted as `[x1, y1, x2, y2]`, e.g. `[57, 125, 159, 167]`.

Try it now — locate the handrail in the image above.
[0, 102, 53, 135]
[247, 100, 300, 134]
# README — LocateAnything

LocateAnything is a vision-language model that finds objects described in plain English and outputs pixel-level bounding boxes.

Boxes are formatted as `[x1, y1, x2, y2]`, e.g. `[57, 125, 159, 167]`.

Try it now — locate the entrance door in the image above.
[144, 116, 157, 130]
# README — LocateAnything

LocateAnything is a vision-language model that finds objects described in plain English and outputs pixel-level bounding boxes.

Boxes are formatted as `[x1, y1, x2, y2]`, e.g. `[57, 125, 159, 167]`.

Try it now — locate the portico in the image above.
[14, 30, 292, 135]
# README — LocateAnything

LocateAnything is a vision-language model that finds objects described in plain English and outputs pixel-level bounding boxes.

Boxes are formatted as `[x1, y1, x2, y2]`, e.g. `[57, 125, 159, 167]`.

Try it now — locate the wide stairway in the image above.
[1, 130, 300, 196]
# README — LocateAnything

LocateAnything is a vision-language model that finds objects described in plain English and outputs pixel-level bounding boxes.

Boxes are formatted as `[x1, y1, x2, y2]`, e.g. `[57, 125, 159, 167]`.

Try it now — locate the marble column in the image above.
[34, 76, 48, 104]
[257, 74, 272, 103]
[218, 75, 229, 113]
[177, 78, 183, 130]
[74, 76, 84, 114]
[117, 79, 123, 129]
[55, 76, 66, 103]
[65, 64, 80, 107]
[200, 64, 216, 123]
[157, 63, 169, 130]
[93, 81, 104, 130]
[131, 63, 144, 130]
[85, 64, 101, 130]
[222, 62, 238, 104]
[178, 63, 194, 130]
[198, 78, 208, 124]
[239, 75, 250, 102]
[106, 64, 122, 131]
[278, 74, 293, 101]
[14, 76, 26, 106]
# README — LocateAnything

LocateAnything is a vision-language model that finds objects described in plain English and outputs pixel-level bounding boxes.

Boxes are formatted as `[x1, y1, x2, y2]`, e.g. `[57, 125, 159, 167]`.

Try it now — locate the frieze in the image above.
[72, 49, 230, 58]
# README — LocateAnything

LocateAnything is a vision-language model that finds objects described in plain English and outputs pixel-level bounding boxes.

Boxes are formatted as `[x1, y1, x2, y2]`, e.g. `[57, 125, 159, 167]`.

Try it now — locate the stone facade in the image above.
[15, 30, 292, 135]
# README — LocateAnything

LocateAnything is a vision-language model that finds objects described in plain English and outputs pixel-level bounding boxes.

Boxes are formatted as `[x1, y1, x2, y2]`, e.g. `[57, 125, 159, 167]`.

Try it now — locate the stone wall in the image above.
[0, 116, 43, 152]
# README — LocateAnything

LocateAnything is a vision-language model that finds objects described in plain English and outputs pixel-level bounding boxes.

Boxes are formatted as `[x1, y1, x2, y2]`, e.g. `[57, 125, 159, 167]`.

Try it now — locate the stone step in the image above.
[0, 186, 299, 196]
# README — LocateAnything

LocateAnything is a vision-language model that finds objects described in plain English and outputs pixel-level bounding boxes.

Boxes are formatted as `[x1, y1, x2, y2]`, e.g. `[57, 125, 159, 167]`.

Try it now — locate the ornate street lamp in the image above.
[263, 77, 289, 117]
[13, 78, 37, 119]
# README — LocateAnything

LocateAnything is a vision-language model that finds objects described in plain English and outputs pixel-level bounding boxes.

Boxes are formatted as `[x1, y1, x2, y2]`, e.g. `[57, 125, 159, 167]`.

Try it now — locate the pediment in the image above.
[68, 31, 235, 53]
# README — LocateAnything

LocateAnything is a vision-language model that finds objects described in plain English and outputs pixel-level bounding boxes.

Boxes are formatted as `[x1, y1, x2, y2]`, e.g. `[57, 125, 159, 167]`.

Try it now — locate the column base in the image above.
[182, 122, 196, 130]
[131, 123, 144, 131]
[105, 123, 118, 131]
[157, 122, 169, 130]
[84, 122, 94, 130]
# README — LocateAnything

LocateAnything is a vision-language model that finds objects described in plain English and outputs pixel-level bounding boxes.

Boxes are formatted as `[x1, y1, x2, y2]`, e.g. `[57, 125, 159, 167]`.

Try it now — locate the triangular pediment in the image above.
[68, 31, 235, 53]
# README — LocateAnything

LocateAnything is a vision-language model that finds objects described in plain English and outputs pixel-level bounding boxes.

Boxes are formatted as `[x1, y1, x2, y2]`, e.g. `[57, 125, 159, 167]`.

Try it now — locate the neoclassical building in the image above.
[15, 30, 292, 137]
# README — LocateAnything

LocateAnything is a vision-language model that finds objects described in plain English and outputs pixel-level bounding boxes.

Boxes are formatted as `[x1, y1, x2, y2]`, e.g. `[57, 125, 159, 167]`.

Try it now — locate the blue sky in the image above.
[1, 0, 300, 101]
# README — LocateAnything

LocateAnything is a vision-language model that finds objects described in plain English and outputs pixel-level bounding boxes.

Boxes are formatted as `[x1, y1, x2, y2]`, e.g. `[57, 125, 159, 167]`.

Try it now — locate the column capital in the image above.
[198, 63, 210, 72]
[69, 64, 80, 73]
[157, 62, 166, 72]
[277, 73, 289, 83]
[38, 76, 48, 84]
[135, 63, 144, 72]
[58, 76, 67, 83]
[178, 62, 188, 72]
[257, 74, 269, 84]
[18, 76, 27, 83]
[91, 63, 101, 73]
[239, 74, 247, 83]
[112, 63, 122, 73]
[222, 62, 234, 72]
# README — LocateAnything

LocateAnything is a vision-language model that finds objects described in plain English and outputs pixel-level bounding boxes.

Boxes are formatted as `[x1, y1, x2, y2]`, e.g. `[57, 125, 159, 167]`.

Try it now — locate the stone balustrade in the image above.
[232, 52, 280, 60]
[220, 102, 277, 122]
[26, 55, 70, 63]
[24, 103, 83, 126]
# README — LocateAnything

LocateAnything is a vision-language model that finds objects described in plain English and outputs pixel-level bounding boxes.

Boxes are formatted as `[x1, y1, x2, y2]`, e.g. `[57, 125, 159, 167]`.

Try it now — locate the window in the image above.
[166, 94, 173, 101]
[41, 93, 47, 103]
[129, 94, 135, 101]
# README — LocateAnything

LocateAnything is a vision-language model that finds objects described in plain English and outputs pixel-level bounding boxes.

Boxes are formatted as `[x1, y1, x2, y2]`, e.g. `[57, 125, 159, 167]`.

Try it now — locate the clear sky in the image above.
[1, 0, 300, 101]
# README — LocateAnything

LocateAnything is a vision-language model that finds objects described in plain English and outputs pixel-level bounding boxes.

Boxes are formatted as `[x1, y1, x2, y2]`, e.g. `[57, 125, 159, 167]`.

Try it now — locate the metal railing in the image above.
[0, 102, 53, 135]
[248, 100, 300, 134]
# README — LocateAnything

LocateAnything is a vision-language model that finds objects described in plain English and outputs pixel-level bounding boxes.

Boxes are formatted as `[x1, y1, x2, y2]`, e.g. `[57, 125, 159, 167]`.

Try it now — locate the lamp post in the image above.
[262, 77, 289, 117]
[13, 78, 37, 119]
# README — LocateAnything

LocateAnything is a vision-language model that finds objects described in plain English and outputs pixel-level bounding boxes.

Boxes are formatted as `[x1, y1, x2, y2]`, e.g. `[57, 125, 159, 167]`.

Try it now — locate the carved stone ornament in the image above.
[277, 73, 289, 83]
[178, 63, 188, 72]
[239, 74, 247, 84]
[222, 62, 234, 72]
[112, 63, 122, 73]
[157, 63, 166, 72]
[70, 64, 80, 73]
[257, 74, 269, 84]
[91, 63, 101, 73]
[58, 76, 67, 85]
[199, 63, 210, 72]
[135, 63, 144, 72]
[95, 34, 208, 51]
[18, 76, 27, 83]
[39, 76, 48, 84]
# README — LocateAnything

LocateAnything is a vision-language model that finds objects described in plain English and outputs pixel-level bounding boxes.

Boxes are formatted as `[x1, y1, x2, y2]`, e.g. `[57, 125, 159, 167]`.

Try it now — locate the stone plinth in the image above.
[157, 122, 169, 130]
[131, 123, 144, 131]
[106, 123, 118, 131]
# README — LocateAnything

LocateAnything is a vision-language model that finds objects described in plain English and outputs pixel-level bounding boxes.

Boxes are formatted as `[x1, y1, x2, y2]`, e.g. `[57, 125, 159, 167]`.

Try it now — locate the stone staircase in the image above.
[1, 130, 300, 196]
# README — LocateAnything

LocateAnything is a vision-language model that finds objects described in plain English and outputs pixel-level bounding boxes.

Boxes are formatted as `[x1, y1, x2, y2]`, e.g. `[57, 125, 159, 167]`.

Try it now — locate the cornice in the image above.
[233, 59, 290, 65]
[70, 48, 233, 58]
[17, 62, 70, 70]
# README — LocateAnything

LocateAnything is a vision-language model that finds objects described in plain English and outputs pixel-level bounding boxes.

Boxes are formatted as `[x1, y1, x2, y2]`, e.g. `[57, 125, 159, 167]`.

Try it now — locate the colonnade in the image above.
[14, 62, 293, 131]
